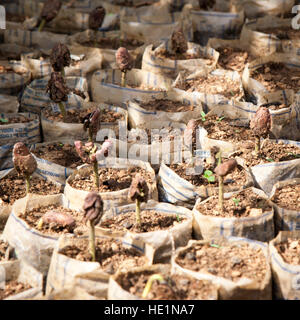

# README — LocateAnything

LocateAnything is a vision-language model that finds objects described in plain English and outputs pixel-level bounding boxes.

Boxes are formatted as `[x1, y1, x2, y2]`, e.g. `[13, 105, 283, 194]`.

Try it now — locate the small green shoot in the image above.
[200, 111, 206, 122]
[232, 197, 240, 206]
[203, 170, 215, 183]
[217, 116, 225, 122]
[210, 243, 222, 249]
[176, 213, 181, 223]
[142, 274, 165, 299]
[266, 158, 274, 162]
[0, 118, 8, 123]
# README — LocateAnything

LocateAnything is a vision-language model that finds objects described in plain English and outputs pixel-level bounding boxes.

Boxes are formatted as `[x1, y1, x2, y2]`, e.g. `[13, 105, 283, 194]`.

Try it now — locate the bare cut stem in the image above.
[218, 175, 224, 214]
[93, 30, 98, 47]
[121, 71, 126, 87]
[38, 19, 46, 32]
[255, 136, 260, 154]
[93, 161, 99, 190]
[25, 174, 30, 195]
[136, 198, 141, 226]
[217, 151, 223, 214]
[88, 127, 93, 142]
[88, 220, 96, 261]
[58, 102, 67, 120]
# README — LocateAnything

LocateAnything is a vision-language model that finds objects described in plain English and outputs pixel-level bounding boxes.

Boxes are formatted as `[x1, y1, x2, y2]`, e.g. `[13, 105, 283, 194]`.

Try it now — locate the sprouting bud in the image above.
[50, 43, 71, 72]
[171, 28, 188, 54]
[250, 106, 271, 138]
[83, 192, 104, 225]
[40, 0, 62, 23]
[46, 72, 69, 103]
[214, 158, 237, 177]
[13, 142, 37, 177]
[115, 47, 133, 73]
[128, 173, 149, 203]
[89, 6, 106, 30]
[74, 141, 98, 164]
[83, 109, 101, 136]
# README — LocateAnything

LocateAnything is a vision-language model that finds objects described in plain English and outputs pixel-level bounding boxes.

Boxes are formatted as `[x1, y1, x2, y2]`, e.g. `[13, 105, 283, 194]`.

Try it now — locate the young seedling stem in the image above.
[38, 19, 46, 32]
[88, 128, 93, 143]
[214, 156, 237, 215]
[136, 198, 141, 225]
[250, 107, 271, 156]
[47, 72, 69, 121]
[83, 109, 101, 143]
[128, 174, 149, 227]
[142, 274, 165, 299]
[88, 220, 96, 261]
[216, 152, 224, 212]
[13, 142, 37, 197]
[218, 175, 224, 213]
[83, 192, 103, 262]
[93, 161, 99, 190]
[58, 101, 66, 120]
[255, 136, 260, 154]
[116, 47, 133, 88]
[39, 0, 62, 32]
[13, 143, 37, 216]
[25, 174, 31, 195]
[121, 71, 126, 87]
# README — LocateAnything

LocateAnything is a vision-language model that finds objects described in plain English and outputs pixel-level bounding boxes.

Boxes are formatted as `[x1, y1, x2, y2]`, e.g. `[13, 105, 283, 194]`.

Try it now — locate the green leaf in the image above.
[200, 111, 206, 121]
[207, 175, 215, 183]
[204, 169, 213, 177]
[176, 213, 181, 223]
[217, 116, 225, 122]
[203, 170, 215, 183]
[210, 244, 222, 248]
[266, 158, 274, 162]
[0, 118, 8, 123]
[232, 197, 240, 206]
